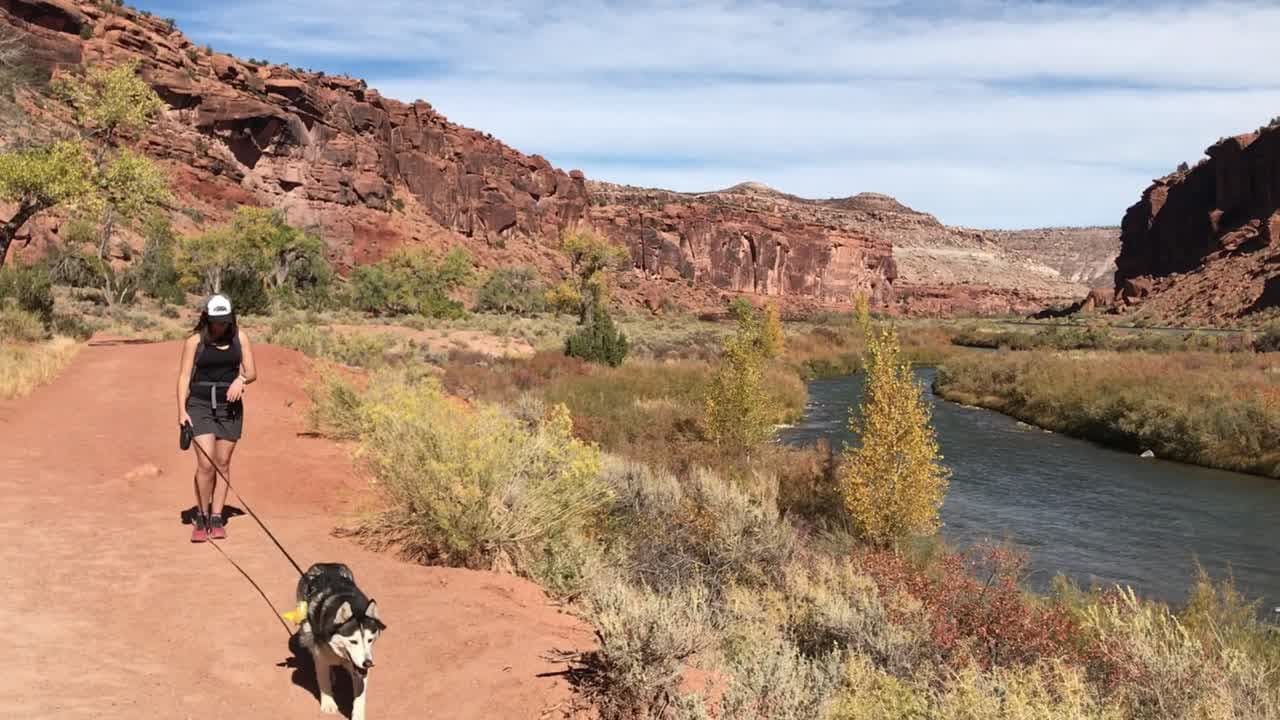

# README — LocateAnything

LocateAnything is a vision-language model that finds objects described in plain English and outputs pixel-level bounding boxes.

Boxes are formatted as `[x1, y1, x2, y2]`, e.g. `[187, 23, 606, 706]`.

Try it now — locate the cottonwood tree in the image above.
[703, 300, 778, 453]
[839, 322, 950, 546]
[0, 61, 170, 299]
[180, 207, 331, 303]
[560, 227, 630, 365]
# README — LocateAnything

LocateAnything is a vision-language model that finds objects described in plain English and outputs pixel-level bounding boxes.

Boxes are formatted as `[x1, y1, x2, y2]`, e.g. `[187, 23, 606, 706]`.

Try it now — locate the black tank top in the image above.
[191, 335, 242, 387]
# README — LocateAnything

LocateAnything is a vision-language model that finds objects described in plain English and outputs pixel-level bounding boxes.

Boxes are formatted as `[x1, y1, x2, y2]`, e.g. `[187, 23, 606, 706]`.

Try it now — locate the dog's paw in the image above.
[319, 696, 340, 714]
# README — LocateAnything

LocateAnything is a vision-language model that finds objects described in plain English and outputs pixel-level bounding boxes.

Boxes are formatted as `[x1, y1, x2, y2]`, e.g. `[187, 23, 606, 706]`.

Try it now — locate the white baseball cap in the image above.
[206, 294, 233, 318]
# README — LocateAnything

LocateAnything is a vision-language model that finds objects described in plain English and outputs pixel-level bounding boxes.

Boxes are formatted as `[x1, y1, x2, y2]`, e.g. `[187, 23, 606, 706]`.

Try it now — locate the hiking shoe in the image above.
[208, 514, 226, 541]
[190, 514, 209, 543]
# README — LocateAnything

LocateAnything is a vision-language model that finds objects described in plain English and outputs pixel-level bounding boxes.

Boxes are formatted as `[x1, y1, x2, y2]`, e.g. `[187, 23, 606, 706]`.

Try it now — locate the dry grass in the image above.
[0, 337, 81, 400]
[936, 350, 1280, 477]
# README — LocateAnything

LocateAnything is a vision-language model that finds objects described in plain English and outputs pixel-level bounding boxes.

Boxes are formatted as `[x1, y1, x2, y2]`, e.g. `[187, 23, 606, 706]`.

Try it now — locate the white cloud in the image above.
[148, 0, 1280, 227]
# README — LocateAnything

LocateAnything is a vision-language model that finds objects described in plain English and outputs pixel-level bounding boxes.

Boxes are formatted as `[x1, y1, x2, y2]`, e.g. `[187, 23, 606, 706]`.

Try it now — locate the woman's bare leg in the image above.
[212, 438, 237, 516]
[193, 434, 217, 517]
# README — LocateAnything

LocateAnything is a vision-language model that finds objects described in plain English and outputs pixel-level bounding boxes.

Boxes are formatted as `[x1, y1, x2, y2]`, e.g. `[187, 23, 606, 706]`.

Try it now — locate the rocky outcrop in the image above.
[1111, 123, 1280, 324]
[979, 227, 1119, 288]
[4, 0, 591, 275]
[591, 181, 1111, 314]
[589, 182, 896, 306]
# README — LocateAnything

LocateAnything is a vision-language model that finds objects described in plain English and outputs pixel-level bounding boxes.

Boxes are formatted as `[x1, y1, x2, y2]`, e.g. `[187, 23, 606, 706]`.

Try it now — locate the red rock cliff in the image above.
[1113, 123, 1280, 322]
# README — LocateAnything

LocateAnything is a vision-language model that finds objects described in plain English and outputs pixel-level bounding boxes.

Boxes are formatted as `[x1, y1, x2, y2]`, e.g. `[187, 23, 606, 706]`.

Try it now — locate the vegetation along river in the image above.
[779, 368, 1280, 609]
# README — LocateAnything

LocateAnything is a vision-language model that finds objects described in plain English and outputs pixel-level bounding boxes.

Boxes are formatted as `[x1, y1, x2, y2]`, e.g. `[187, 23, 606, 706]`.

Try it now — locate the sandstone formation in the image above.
[588, 182, 896, 306]
[1109, 123, 1280, 325]
[591, 181, 1117, 315]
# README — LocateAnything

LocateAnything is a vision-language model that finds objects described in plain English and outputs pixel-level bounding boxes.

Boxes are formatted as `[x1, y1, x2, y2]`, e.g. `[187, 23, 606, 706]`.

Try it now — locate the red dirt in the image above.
[0, 340, 591, 719]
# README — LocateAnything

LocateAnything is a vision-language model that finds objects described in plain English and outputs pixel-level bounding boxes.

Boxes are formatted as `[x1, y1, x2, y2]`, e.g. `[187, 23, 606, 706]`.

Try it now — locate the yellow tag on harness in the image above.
[281, 601, 308, 624]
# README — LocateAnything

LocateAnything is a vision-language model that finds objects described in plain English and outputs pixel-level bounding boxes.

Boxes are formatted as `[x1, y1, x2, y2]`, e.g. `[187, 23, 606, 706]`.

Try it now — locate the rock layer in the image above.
[1111, 124, 1280, 324]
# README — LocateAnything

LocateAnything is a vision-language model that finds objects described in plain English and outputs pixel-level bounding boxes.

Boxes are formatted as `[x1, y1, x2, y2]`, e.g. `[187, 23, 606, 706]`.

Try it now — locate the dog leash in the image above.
[189, 433, 307, 578]
[205, 537, 294, 636]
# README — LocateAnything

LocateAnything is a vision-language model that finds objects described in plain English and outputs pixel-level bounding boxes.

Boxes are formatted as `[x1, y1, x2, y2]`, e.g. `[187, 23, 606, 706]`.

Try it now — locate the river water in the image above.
[778, 368, 1280, 608]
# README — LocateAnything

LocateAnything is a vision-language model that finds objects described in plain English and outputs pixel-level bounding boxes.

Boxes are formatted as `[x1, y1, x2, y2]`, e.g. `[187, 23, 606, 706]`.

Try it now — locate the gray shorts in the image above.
[186, 397, 244, 441]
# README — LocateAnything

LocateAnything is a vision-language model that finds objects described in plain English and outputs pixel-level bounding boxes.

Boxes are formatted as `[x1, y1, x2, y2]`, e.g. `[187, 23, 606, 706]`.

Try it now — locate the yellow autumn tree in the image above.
[839, 322, 949, 546]
[852, 291, 871, 332]
[760, 301, 784, 358]
[703, 312, 776, 453]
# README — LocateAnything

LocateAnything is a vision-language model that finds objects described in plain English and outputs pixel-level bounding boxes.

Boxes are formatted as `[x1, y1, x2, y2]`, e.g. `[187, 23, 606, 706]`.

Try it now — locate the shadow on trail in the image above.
[178, 504, 246, 525]
[87, 338, 163, 347]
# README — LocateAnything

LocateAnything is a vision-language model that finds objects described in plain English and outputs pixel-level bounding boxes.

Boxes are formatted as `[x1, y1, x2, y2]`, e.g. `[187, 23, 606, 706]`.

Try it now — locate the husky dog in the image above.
[295, 563, 386, 719]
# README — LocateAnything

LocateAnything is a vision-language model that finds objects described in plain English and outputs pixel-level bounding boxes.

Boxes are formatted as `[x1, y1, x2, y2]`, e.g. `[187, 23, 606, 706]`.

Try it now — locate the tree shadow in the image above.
[278, 634, 357, 717]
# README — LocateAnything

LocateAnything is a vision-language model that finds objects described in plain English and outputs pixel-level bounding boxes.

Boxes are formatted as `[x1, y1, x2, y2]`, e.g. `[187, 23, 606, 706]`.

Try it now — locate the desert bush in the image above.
[571, 578, 714, 720]
[828, 656, 1126, 720]
[311, 369, 610, 573]
[265, 321, 406, 368]
[716, 641, 842, 720]
[474, 265, 545, 315]
[565, 304, 629, 366]
[1256, 323, 1280, 352]
[601, 460, 796, 594]
[781, 557, 925, 674]
[858, 543, 1090, 672]
[0, 305, 46, 341]
[1082, 586, 1280, 719]
[0, 261, 54, 321]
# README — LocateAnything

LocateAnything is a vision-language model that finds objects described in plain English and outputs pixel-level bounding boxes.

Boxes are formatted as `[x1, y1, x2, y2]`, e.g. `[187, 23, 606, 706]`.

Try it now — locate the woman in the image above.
[176, 294, 257, 543]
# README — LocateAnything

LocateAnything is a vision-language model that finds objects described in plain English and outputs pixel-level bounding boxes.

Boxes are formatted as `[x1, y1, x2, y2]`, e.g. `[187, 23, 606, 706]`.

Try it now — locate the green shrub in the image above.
[311, 369, 610, 572]
[565, 305, 629, 366]
[79, 25, 93, 40]
[570, 578, 713, 720]
[0, 262, 54, 321]
[474, 265, 545, 315]
[348, 247, 472, 318]
[601, 460, 796, 594]
[218, 267, 271, 316]
[1256, 324, 1280, 352]
[0, 306, 47, 342]
[137, 215, 184, 304]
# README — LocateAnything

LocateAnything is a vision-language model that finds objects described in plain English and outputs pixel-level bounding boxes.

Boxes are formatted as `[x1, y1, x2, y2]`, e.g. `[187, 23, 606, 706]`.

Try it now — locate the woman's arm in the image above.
[238, 330, 257, 384]
[176, 335, 197, 424]
[226, 330, 258, 403]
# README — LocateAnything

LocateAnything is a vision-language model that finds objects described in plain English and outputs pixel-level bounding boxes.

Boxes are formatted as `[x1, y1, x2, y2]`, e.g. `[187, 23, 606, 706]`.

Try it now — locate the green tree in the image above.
[0, 60, 170, 306]
[564, 304, 628, 366]
[178, 207, 332, 309]
[561, 227, 628, 321]
[838, 323, 950, 546]
[348, 247, 473, 318]
[136, 213, 184, 304]
[703, 310, 777, 453]
[475, 265, 545, 315]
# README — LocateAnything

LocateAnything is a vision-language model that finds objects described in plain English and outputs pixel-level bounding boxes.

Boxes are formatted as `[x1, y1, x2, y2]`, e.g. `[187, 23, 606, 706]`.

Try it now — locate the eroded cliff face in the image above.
[591, 182, 1117, 315]
[1109, 126, 1280, 323]
[588, 182, 897, 306]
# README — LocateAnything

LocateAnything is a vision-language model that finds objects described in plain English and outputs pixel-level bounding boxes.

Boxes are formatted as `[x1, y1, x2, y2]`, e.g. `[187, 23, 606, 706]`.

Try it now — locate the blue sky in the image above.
[133, 1, 1280, 229]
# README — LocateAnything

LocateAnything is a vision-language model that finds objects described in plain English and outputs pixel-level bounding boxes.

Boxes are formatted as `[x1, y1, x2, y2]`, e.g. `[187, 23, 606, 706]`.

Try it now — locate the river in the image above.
[778, 368, 1280, 608]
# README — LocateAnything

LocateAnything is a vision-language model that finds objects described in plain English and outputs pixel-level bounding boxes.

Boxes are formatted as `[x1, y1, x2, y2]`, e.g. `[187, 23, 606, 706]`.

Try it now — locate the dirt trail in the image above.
[1, 339, 590, 719]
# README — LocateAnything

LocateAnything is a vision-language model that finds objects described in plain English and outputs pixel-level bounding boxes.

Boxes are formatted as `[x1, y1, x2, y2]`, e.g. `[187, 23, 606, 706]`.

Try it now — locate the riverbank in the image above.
[934, 350, 1280, 479]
